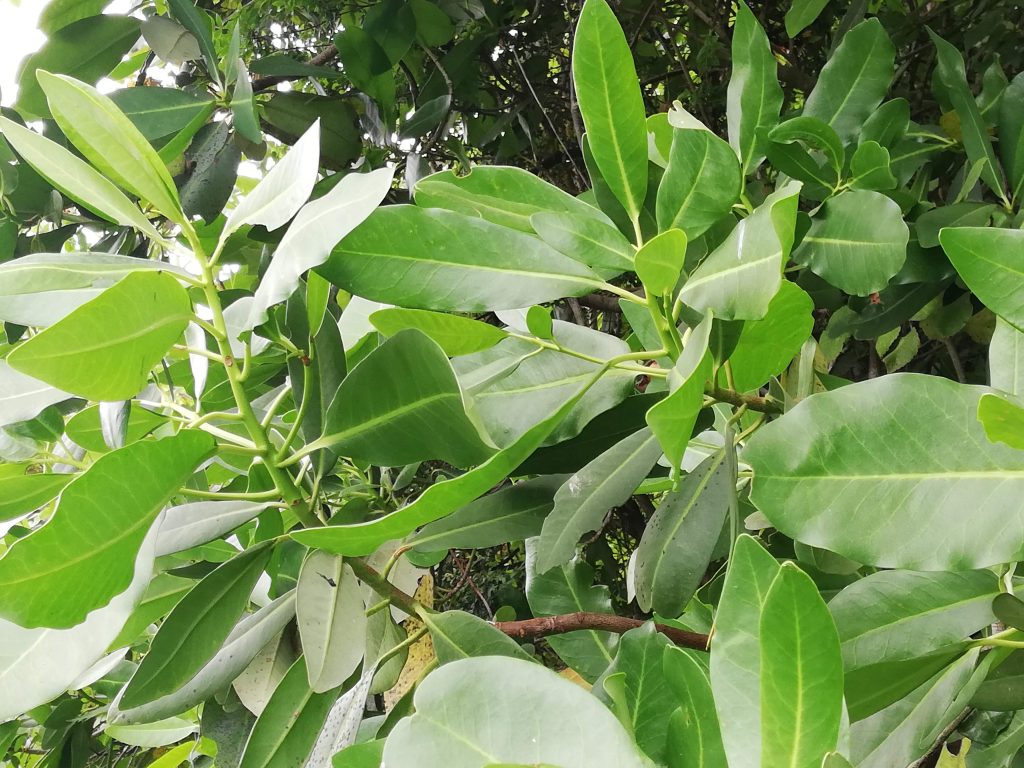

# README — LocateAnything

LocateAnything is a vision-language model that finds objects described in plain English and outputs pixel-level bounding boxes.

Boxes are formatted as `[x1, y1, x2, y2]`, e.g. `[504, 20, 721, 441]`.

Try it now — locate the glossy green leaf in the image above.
[850, 141, 898, 190]
[422, 610, 533, 664]
[0, 118, 165, 241]
[383, 656, 646, 767]
[572, 0, 648, 222]
[679, 182, 800, 320]
[8, 271, 192, 401]
[803, 19, 895, 143]
[0, 431, 212, 628]
[746, 373, 1024, 569]
[297, 552, 367, 693]
[729, 281, 814, 392]
[860, 98, 910, 148]
[109, 87, 214, 141]
[845, 648, 966, 723]
[320, 205, 603, 312]
[536, 427, 663, 572]
[794, 189, 909, 296]
[0, 473, 70, 523]
[989, 318, 1024, 395]
[595, 624, 676, 762]
[645, 311, 712, 472]
[769, 116, 844, 176]
[830, 570, 999, 671]
[664, 647, 726, 768]
[785, 0, 831, 36]
[415, 166, 604, 233]
[940, 227, 1024, 328]
[656, 128, 740, 238]
[39, 0, 109, 34]
[230, 60, 261, 144]
[929, 30, 1007, 203]
[291, 360, 615, 556]
[760, 563, 843, 768]
[0, 362, 70, 430]
[167, 0, 221, 84]
[106, 717, 198, 748]
[297, 329, 494, 467]
[727, 3, 784, 175]
[526, 305, 554, 340]
[238, 656, 342, 768]
[370, 308, 508, 357]
[141, 15, 202, 65]
[527, 549, 618, 681]
[531, 211, 635, 274]
[248, 167, 393, 331]
[635, 229, 687, 295]
[156, 501, 270, 557]
[38, 72, 183, 223]
[410, 475, 564, 551]
[399, 94, 450, 139]
[109, 573, 194, 650]
[119, 541, 274, 710]
[0, 524, 157, 721]
[16, 15, 141, 118]
[634, 450, 730, 616]
[710, 535, 781, 768]
[978, 393, 1024, 450]
[999, 73, 1024, 204]
[66, 403, 167, 454]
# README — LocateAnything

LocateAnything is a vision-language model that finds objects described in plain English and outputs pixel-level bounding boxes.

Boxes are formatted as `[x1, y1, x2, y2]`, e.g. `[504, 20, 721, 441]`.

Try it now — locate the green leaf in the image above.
[849, 141, 898, 190]
[0, 362, 70, 430]
[760, 563, 843, 768]
[831, 569, 999, 673]
[415, 167, 605, 234]
[399, 95, 451, 139]
[990, 318, 1024, 395]
[526, 305, 554, 340]
[156, 501, 270, 557]
[118, 541, 274, 710]
[634, 450, 731, 616]
[411, 475, 564, 551]
[291, 360, 616, 556]
[727, 3, 784, 176]
[656, 128, 741, 238]
[238, 657, 343, 768]
[849, 650, 979, 768]
[167, 0, 221, 84]
[572, 0, 648, 223]
[729, 281, 814, 392]
[66, 403, 167, 454]
[454, 322, 635, 447]
[8, 271, 192, 401]
[297, 329, 493, 467]
[422, 610, 533, 665]
[785, 0, 831, 36]
[845, 648, 966, 723]
[0, 520, 159, 721]
[247, 167, 394, 330]
[39, 0, 109, 34]
[645, 311, 712, 472]
[595, 624, 676, 762]
[0, 118, 166, 241]
[527, 550, 618, 681]
[230, 60, 262, 144]
[993, 593, 1024, 631]
[664, 647, 726, 768]
[370, 308, 508, 357]
[109, 87, 214, 141]
[110, 592, 297, 725]
[320, 206, 603, 312]
[860, 98, 910, 148]
[769, 116, 845, 176]
[0, 431, 212, 628]
[383, 656, 646, 766]
[916, 203, 996, 249]
[635, 229, 687, 296]
[746, 373, 1024, 569]
[536, 428, 664, 572]
[179, 121, 241, 222]
[999, 74, 1024, 204]
[297, 552, 367, 693]
[531, 211, 635, 275]
[940, 227, 1024, 328]
[15, 15, 141, 118]
[803, 19, 895, 143]
[794, 189, 909, 296]
[978, 393, 1024, 450]
[106, 717, 198, 748]
[929, 30, 1007, 203]
[0, 252, 191, 328]
[109, 573, 194, 649]
[679, 182, 800, 320]
[710, 535, 781, 768]
[0, 472, 71, 523]
[141, 16, 202, 65]
[38, 72, 183, 223]
[261, 93, 361, 169]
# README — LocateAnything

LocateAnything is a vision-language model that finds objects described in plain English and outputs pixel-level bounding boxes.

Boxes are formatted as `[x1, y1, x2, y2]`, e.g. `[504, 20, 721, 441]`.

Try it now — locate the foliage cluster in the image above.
[1, 0, 1024, 767]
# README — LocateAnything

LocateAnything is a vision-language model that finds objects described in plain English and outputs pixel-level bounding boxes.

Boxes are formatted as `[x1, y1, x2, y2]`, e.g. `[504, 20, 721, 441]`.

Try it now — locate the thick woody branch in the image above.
[495, 611, 710, 651]
[705, 385, 783, 415]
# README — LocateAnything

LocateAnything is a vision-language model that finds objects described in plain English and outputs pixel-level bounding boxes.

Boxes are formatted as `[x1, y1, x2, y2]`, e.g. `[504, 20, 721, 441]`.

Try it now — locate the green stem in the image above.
[275, 360, 314, 462]
[347, 557, 420, 616]
[179, 487, 283, 501]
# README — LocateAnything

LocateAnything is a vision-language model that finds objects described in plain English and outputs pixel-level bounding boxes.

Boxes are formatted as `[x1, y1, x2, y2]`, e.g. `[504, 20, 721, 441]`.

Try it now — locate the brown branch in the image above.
[495, 612, 710, 651]
[577, 292, 624, 313]
[251, 43, 339, 91]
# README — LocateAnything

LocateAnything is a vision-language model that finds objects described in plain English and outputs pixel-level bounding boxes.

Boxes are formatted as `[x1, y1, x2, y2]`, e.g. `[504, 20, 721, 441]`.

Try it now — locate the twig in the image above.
[942, 337, 967, 383]
[705, 385, 783, 415]
[495, 611, 710, 650]
[251, 44, 339, 91]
